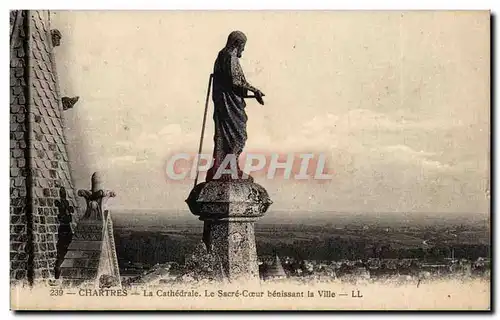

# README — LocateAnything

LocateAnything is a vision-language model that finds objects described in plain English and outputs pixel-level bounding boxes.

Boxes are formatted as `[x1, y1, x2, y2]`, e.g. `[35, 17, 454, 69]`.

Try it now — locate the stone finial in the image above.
[78, 172, 115, 220]
[50, 29, 62, 47]
[62, 96, 79, 110]
[91, 172, 102, 193]
[60, 173, 121, 287]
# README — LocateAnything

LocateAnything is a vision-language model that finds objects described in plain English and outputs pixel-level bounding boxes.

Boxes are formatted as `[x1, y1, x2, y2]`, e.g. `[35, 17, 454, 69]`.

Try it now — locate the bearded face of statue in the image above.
[225, 31, 247, 58]
[236, 42, 246, 58]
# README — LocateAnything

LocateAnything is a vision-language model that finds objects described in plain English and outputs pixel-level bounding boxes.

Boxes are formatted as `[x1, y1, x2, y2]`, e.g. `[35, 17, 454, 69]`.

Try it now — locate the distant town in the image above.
[111, 211, 490, 286]
[119, 252, 490, 287]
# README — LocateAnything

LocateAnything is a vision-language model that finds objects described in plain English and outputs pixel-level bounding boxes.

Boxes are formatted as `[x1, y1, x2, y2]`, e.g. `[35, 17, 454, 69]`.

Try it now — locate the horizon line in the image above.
[109, 208, 490, 215]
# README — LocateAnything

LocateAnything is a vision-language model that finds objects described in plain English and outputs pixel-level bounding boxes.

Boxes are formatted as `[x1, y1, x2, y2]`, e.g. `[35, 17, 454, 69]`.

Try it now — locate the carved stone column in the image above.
[186, 180, 272, 284]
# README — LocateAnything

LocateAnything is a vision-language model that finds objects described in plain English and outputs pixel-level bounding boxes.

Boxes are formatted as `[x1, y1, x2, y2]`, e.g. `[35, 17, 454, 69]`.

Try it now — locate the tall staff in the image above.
[193, 74, 214, 187]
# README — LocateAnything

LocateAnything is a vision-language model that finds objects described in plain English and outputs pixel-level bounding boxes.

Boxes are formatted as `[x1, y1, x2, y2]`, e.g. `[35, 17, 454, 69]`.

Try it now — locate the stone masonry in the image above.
[10, 10, 78, 284]
[59, 173, 121, 288]
[186, 180, 273, 284]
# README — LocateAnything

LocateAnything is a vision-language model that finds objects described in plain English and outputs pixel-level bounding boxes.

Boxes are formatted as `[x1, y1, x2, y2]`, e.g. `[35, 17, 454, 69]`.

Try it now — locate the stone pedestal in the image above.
[186, 180, 272, 284]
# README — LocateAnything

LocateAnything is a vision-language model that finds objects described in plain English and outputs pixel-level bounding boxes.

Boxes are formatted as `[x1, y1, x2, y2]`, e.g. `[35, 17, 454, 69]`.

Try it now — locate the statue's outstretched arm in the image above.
[230, 55, 259, 93]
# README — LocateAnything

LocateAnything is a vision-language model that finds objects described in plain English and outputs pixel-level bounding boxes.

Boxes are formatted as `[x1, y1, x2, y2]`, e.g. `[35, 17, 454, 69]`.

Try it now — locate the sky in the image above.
[53, 11, 490, 214]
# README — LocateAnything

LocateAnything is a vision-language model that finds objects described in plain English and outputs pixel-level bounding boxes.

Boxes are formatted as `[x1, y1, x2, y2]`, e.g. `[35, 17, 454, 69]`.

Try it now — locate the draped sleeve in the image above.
[230, 55, 257, 95]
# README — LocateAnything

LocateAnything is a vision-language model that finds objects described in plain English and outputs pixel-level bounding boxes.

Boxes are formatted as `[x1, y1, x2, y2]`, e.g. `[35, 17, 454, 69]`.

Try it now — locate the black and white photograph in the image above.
[9, 10, 491, 310]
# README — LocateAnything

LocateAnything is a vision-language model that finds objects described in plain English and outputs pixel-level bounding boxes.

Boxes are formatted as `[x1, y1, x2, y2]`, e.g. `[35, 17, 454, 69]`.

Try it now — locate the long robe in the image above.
[206, 48, 257, 181]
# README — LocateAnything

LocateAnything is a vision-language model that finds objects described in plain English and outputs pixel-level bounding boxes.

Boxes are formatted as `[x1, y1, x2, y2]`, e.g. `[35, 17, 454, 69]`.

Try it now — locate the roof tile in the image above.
[16, 47, 25, 58]
[14, 67, 24, 78]
[16, 113, 25, 123]
[34, 187, 44, 198]
[17, 158, 26, 168]
[17, 94, 26, 105]
[12, 85, 22, 95]
[10, 123, 19, 132]
[10, 168, 20, 177]
[14, 177, 24, 187]
[33, 48, 41, 60]
[46, 151, 56, 161]
[47, 80, 56, 92]
[40, 168, 50, 179]
[46, 106, 56, 118]
[39, 122, 48, 134]
[10, 102, 19, 114]
[34, 68, 43, 80]
[12, 149, 23, 159]
[45, 135, 54, 143]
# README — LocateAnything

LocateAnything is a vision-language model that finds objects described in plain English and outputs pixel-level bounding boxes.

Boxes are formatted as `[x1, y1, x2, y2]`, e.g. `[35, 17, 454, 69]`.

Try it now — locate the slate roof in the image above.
[10, 10, 79, 284]
[60, 211, 121, 287]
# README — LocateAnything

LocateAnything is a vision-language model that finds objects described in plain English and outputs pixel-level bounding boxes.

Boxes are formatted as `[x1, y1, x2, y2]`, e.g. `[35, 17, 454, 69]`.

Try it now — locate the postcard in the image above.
[10, 10, 490, 310]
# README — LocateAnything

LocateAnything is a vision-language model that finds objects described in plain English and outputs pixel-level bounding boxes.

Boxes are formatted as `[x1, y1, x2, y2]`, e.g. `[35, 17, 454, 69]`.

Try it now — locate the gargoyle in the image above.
[62, 96, 79, 110]
[51, 29, 62, 47]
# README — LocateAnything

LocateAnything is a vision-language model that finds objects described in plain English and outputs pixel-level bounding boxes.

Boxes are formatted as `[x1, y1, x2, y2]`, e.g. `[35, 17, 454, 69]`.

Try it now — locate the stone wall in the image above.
[10, 10, 30, 282]
[10, 10, 78, 284]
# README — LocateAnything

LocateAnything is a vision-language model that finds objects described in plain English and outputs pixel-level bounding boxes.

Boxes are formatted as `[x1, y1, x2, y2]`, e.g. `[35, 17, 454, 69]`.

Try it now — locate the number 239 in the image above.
[50, 289, 63, 296]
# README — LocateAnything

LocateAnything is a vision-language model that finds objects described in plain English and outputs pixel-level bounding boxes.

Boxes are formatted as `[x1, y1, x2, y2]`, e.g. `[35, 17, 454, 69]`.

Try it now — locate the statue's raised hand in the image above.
[255, 90, 265, 105]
